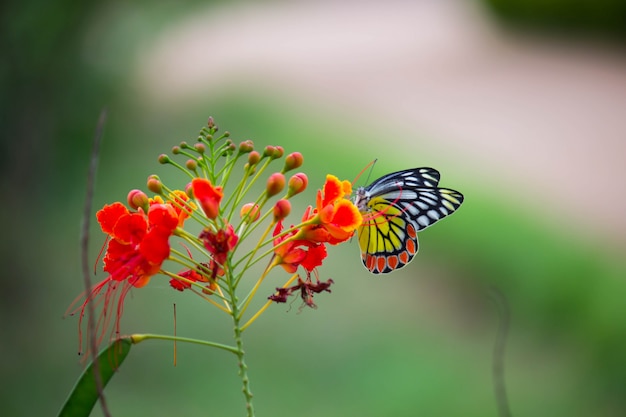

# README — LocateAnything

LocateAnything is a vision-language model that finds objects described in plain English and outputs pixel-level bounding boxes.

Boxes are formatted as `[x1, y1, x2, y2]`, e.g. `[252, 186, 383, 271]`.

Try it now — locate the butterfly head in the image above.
[353, 186, 370, 213]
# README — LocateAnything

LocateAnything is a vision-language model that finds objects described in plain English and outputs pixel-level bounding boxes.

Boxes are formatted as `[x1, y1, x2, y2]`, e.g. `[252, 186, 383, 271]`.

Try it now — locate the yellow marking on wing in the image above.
[358, 199, 407, 255]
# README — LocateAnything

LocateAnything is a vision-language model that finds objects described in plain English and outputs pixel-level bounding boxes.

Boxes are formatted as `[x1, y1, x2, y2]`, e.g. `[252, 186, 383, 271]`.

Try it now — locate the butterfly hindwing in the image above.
[358, 201, 419, 274]
[354, 168, 463, 274]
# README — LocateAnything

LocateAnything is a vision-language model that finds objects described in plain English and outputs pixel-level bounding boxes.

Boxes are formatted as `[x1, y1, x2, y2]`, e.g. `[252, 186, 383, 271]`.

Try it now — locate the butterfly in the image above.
[353, 168, 464, 274]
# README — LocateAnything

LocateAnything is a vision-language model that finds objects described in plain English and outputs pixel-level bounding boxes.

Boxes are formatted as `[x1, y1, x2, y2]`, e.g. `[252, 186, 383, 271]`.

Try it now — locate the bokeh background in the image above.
[3, 0, 626, 416]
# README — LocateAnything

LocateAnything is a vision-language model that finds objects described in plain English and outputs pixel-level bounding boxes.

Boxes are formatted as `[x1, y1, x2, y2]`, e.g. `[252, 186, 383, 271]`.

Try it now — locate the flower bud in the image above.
[287, 172, 308, 197]
[186, 159, 198, 171]
[238, 140, 254, 154]
[127, 189, 149, 212]
[226, 141, 237, 154]
[266, 172, 286, 197]
[248, 151, 261, 166]
[273, 146, 284, 159]
[240, 203, 260, 223]
[158, 154, 170, 164]
[273, 199, 291, 222]
[263, 145, 275, 158]
[172, 146, 181, 155]
[147, 176, 163, 194]
[283, 152, 303, 172]
[185, 182, 194, 198]
[194, 143, 206, 154]
[207, 116, 217, 131]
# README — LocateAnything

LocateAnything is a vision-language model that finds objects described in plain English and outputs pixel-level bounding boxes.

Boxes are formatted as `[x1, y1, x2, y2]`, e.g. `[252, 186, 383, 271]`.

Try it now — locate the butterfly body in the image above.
[354, 168, 463, 274]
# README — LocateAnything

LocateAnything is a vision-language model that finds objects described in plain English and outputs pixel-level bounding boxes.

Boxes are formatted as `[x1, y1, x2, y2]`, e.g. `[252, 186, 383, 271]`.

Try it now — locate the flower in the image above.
[99, 201, 178, 287]
[70, 200, 179, 353]
[69, 116, 370, 359]
[296, 175, 362, 244]
[192, 178, 223, 220]
[272, 221, 327, 273]
[200, 223, 239, 274]
[170, 261, 220, 294]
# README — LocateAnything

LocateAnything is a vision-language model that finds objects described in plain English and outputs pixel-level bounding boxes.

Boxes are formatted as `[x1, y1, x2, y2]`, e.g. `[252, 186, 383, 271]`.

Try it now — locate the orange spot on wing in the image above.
[406, 239, 416, 255]
[376, 256, 386, 274]
[407, 223, 416, 238]
[398, 251, 409, 264]
[387, 255, 399, 270]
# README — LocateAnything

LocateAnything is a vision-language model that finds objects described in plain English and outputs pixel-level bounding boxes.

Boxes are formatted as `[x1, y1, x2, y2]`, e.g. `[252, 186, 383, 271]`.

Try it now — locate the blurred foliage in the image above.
[483, 0, 626, 39]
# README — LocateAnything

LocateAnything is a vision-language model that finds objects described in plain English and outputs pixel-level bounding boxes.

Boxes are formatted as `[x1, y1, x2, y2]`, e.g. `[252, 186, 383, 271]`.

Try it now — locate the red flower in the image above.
[273, 221, 327, 273]
[170, 261, 221, 294]
[200, 223, 239, 273]
[192, 178, 223, 220]
[99, 202, 178, 286]
[296, 175, 362, 244]
[70, 200, 179, 353]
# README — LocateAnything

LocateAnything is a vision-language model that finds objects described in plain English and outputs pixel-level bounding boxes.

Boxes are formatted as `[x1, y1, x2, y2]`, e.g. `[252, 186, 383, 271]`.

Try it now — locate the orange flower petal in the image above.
[321, 175, 344, 207]
[332, 199, 363, 231]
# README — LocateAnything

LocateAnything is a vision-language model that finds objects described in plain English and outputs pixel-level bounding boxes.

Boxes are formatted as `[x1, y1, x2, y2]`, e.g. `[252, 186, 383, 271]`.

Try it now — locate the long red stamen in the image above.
[93, 235, 110, 275]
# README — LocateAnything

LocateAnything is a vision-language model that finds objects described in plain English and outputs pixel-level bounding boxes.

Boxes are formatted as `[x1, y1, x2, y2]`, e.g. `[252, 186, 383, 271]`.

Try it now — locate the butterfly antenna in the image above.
[352, 159, 377, 187]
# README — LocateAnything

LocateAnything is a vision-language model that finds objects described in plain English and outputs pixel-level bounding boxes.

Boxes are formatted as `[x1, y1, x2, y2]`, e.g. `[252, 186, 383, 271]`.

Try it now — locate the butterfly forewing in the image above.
[364, 168, 441, 196]
[355, 168, 463, 274]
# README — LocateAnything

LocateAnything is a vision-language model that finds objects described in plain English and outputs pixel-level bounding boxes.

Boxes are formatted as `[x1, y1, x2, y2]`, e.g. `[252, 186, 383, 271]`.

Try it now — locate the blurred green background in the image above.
[3, 0, 626, 416]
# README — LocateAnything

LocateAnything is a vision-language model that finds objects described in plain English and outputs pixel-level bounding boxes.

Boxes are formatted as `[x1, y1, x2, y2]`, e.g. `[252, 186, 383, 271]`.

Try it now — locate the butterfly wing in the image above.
[356, 168, 463, 274]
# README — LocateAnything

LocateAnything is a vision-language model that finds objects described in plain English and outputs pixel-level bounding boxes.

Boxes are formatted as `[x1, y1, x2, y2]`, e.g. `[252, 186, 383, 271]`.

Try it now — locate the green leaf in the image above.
[58, 338, 132, 417]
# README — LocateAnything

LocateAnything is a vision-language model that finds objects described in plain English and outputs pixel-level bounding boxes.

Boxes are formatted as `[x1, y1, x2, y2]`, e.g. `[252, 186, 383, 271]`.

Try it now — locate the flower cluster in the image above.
[68, 117, 362, 353]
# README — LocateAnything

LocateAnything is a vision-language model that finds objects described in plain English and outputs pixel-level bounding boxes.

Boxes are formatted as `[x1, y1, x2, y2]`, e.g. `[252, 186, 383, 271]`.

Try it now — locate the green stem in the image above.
[130, 333, 239, 354]
[232, 315, 255, 417]
[225, 271, 255, 417]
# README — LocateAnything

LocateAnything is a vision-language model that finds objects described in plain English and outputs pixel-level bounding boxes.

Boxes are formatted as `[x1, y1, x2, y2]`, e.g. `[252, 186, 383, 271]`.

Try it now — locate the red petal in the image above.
[148, 204, 179, 231]
[301, 244, 327, 271]
[140, 228, 171, 265]
[113, 212, 147, 244]
[97, 202, 129, 234]
[321, 175, 343, 207]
